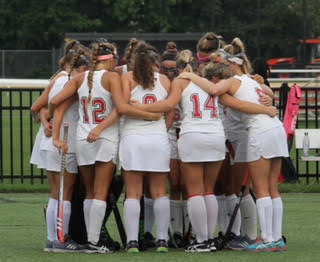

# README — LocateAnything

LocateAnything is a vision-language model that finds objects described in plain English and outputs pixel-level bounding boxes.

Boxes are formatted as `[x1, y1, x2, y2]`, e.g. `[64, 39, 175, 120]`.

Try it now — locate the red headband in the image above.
[197, 52, 211, 63]
[97, 54, 114, 61]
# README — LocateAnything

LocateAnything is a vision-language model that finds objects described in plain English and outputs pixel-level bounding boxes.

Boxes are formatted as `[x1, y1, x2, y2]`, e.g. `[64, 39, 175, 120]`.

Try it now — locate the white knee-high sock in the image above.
[204, 194, 218, 240]
[83, 199, 93, 235]
[216, 194, 228, 234]
[187, 195, 208, 243]
[124, 198, 140, 243]
[144, 197, 154, 233]
[63, 200, 71, 236]
[170, 200, 183, 235]
[225, 194, 241, 236]
[256, 197, 273, 243]
[154, 196, 170, 240]
[240, 194, 257, 240]
[182, 201, 190, 235]
[88, 199, 106, 244]
[272, 197, 283, 241]
[46, 198, 58, 241]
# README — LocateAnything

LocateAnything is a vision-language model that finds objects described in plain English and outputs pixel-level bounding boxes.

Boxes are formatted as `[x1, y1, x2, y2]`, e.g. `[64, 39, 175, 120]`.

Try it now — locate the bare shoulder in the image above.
[121, 71, 133, 81]
[172, 77, 190, 89]
[159, 73, 170, 91]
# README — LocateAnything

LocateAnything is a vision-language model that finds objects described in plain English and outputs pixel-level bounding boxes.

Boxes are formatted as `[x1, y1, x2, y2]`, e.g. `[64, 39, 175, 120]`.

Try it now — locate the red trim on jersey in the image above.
[188, 194, 203, 199]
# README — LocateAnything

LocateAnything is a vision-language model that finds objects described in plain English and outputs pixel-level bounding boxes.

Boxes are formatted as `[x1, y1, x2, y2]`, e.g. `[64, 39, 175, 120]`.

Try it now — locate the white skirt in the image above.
[76, 138, 118, 166]
[41, 150, 78, 174]
[30, 126, 46, 169]
[178, 132, 226, 162]
[119, 134, 170, 172]
[233, 126, 289, 163]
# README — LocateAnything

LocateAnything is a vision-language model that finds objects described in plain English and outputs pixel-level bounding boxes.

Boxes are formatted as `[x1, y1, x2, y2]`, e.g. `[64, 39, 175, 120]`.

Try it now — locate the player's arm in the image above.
[30, 72, 65, 122]
[39, 107, 52, 137]
[219, 93, 278, 117]
[130, 78, 182, 113]
[52, 95, 77, 153]
[177, 72, 231, 96]
[111, 72, 162, 120]
[49, 73, 84, 117]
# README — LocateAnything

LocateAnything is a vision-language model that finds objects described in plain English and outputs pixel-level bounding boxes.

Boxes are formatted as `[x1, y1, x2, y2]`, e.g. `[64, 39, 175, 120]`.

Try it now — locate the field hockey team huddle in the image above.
[30, 33, 288, 254]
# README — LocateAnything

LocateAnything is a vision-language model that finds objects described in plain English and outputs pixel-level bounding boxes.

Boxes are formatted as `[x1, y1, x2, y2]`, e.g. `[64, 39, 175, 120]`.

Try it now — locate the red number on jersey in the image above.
[256, 87, 265, 98]
[80, 97, 107, 124]
[204, 95, 217, 118]
[80, 96, 89, 123]
[190, 93, 202, 118]
[92, 98, 107, 124]
[143, 94, 157, 104]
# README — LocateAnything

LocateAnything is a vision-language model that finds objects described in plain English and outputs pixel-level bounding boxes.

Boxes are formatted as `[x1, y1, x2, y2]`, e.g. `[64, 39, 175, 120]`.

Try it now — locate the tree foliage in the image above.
[1, 0, 320, 60]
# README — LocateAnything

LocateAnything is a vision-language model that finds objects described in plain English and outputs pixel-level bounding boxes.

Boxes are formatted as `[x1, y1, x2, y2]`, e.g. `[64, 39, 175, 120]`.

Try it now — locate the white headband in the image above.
[227, 56, 244, 65]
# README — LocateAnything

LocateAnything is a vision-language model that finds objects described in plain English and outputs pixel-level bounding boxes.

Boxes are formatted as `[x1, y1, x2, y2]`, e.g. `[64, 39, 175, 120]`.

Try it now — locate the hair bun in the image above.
[166, 41, 177, 50]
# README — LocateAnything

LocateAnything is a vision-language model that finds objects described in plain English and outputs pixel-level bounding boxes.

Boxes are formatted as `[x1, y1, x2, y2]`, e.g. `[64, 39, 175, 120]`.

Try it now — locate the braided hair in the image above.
[87, 41, 117, 102]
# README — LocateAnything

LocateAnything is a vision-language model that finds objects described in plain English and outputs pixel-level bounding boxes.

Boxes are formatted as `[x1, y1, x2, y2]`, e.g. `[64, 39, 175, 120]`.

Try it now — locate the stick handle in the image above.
[57, 123, 69, 243]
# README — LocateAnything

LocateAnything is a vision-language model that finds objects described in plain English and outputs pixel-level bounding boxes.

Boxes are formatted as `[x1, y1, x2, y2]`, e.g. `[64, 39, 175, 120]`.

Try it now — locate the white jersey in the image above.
[121, 72, 168, 136]
[40, 73, 79, 153]
[77, 70, 119, 142]
[179, 81, 224, 135]
[233, 74, 282, 134]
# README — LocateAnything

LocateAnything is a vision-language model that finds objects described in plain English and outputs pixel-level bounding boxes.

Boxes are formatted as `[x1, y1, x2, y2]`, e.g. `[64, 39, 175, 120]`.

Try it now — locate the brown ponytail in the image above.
[197, 32, 220, 54]
[133, 42, 160, 90]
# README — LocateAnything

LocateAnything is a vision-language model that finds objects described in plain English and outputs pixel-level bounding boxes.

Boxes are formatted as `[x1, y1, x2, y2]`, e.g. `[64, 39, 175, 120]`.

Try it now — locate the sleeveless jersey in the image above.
[233, 74, 282, 134]
[121, 72, 168, 136]
[179, 81, 224, 135]
[77, 70, 119, 142]
[40, 73, 79, 153]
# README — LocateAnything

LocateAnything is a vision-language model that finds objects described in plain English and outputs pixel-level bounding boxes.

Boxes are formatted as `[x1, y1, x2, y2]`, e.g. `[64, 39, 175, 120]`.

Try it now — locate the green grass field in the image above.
[0, 193, 319, 262]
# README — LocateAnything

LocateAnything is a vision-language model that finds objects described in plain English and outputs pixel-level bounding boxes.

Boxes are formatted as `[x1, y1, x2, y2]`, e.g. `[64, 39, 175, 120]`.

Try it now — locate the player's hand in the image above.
[87, 127, 102, 143]
[44, 121, 53, 137]
[267, 106, 278, 117]
[53, 139, 68, 154]
[251, 74, 264, 84]
[259, 95, 272, 107]
[130, 100, 146, 110]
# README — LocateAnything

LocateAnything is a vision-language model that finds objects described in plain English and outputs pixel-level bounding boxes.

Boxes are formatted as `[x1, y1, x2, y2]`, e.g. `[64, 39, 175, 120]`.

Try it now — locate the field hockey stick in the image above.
[223, 173, 251, 240]
[57, 123, 69, 243]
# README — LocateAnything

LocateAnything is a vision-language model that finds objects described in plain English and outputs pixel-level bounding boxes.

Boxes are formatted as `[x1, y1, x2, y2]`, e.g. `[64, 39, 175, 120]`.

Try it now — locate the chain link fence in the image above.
[0, 49, 62, 79]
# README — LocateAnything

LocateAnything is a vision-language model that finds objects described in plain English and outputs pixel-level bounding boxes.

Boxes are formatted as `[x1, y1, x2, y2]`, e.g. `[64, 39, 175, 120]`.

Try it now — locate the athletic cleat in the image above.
[213, 232, 225, 250]
[143, 232, 156, 248]
[244, 240, 277, 252]
[273, 239, 287, 252]
[185, 241, 211, 253]
[228, 235, 256, 251]
[52, 238, 86, 253]
[223, 232, 239, 249]
[208, 239, 217, 252]
[156, 239, 169, 253]
[126, 240, 140, 253]
[43, 240, 53, 252]
[85, 241, 114, 254]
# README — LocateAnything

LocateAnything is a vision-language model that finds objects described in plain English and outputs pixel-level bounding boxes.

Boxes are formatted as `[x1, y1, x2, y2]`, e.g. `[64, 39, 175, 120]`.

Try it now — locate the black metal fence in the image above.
[0, 85, 319, 184]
